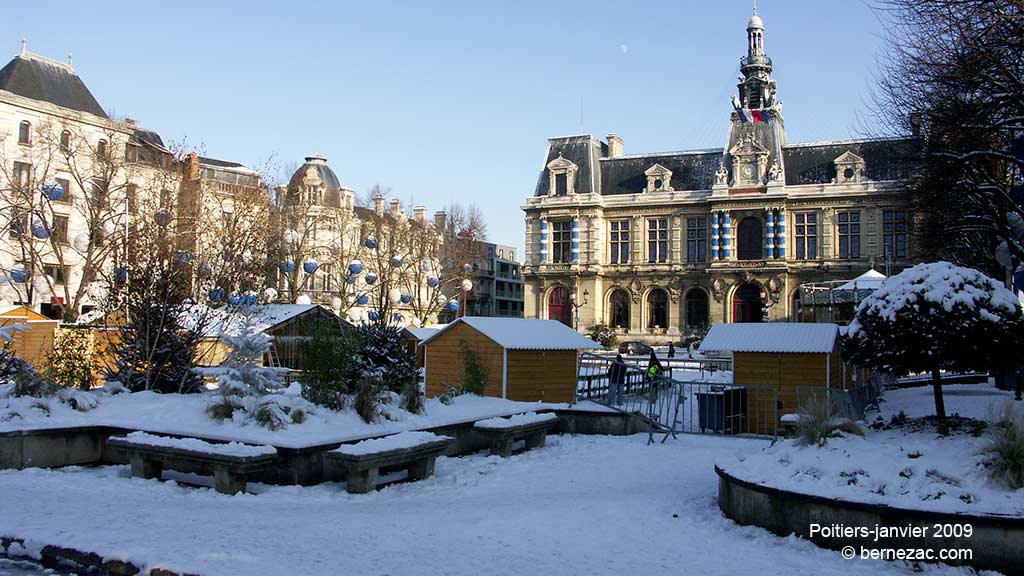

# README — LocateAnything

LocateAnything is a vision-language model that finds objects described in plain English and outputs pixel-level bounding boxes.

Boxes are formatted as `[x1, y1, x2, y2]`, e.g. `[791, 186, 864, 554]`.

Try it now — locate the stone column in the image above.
[721, 211, 733, 260]
[538, 219, 549, 264]
[711, 212, 720, 261]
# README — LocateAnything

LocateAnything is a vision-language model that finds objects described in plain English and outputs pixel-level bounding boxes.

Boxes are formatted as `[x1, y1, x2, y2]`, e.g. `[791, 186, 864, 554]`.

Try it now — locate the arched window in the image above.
[609, 289, 630, 329]
[685, 289, 709, 329]
[647, 289, 668, 329]
[96, 139, 108, 159]
[18, 121, 30, 144]
[737, 217, 763, 260]
[548, 286, 572, 327]
[60, 130, 71, 153]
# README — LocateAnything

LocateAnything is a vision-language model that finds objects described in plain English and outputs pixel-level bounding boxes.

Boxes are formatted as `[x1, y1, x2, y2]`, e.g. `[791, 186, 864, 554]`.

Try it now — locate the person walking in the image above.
[667, 342, 676, 359]
[647, 350, 663, 383]
[607, 353, 627, 405]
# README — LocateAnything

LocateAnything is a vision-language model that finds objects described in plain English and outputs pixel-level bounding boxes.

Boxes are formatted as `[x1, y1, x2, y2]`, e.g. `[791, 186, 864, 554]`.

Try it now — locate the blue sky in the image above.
[6, 1, 888, 255]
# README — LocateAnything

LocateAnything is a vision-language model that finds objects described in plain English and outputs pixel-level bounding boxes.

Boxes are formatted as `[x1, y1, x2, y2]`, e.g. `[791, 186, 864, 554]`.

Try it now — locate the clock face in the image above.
[742, 163, 755, 180]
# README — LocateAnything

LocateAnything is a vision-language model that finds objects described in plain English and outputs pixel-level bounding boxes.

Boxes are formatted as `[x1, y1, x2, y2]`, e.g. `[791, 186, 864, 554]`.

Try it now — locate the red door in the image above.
[548, 287, 572, 327]
[732, 283, 764, 323]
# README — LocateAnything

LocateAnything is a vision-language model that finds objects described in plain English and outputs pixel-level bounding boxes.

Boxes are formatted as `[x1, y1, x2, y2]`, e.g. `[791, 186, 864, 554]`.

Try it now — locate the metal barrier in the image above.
[576, 353, 778, 441]
[794, 373, 887, 421]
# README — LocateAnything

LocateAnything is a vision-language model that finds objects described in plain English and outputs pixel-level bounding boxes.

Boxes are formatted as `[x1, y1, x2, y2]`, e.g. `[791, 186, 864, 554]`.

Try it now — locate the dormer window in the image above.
[833, 151, 866, 184]
[18, 121, 30, 144]
[546, 153, 579, 196]
[644, 164, 673, 192]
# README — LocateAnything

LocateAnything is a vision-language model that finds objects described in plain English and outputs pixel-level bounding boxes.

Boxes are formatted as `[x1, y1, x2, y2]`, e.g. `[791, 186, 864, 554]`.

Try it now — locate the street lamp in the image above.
[569, 287, 589, 331]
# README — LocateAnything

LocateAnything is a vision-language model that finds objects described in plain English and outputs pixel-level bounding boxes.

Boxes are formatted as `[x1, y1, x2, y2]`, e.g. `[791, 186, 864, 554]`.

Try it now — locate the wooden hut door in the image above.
[548, 287, 572, 327]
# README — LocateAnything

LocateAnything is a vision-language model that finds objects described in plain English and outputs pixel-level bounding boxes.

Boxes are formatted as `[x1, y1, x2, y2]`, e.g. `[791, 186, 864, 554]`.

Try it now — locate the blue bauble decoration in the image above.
[228, 294, 243, 306]
[347, 276, 358, 284]
[447, 300, 459, 313]
[303, 260, 319, 274]
[357, 294, 370, 305]
[390, 256, 403, 268]
[116, 267, 129, 283]
[42, 182, 65, 201]
[400, 293, 412, 304]
[348, 261, 364, 275]
[427, 276, 440, 288]
[9, 266, 26, 283]
[364, 237, 378, 250]
[31, 221, 50, 239]
[364, 273, 377, 285]
[174, 250, 191, 268]
[279, 260, 296, 274]
[208, 288, 223, 302]
[245, 293, 258, 305]
[367, 310, 380, 322]
[392, 313, 403, 323]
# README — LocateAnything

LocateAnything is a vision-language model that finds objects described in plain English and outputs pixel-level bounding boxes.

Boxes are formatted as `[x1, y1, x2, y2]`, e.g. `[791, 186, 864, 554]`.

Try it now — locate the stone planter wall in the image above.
[716, 465, 1024, 574]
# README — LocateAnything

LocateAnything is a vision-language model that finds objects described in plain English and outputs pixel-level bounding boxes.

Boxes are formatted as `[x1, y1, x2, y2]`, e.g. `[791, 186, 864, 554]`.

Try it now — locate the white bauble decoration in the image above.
[73, 233, 90, 253]
[284, 229, 299, 245]
[242, 249, 253, 263]
[86, 281, 108, 301]
[331, 296, 343, 310]
[102, 221, 116, 236]
[435, 293, 448, 306]
[296, 294, 312, 305]
[388, 288, 402, 305]
[461, 279, 473, 291]
[264, 287, 279, 302]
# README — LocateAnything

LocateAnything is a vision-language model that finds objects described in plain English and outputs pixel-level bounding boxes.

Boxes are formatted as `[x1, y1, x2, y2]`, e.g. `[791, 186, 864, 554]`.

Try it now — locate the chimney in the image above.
[414, 205, 426, 222]
[389, 198, 402, 217]
[125, 117, 139, 128]
[374, 194, 385, 215]
[434, 210, 447, 231]
[607, 133, 624, 158]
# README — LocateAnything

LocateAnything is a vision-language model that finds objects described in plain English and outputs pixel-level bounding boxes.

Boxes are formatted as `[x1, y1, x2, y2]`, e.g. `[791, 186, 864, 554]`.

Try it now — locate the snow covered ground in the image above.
[0, 434, 977, 576]
[718, 383, 1023, 517]
[0, 389, 604, 449]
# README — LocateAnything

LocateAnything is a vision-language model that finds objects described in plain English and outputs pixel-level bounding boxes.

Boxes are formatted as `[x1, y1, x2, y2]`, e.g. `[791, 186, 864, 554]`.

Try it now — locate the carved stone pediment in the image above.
[546, 153, 579, 196]
[729, 134, 770, 187]
[643, 163, 674, 193]
[833, 150, 866, 184]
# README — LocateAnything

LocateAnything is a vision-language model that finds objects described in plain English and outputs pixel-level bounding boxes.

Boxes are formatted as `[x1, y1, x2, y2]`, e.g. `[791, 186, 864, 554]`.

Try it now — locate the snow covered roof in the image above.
[700, 323, 839, 354]
[181, 304, 338, 337]
[406, 326, 441, 341]
[422, 317, 599, 350]
[837, 269, 886, 291]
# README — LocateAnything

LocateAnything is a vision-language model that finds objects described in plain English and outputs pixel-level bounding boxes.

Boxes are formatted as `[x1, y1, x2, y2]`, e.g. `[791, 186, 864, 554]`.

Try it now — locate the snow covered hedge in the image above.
[844, 262, 1024, 418]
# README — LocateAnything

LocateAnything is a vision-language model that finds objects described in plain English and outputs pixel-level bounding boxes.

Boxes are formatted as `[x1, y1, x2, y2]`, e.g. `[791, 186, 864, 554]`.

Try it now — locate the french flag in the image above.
[740, 109, 764, 123]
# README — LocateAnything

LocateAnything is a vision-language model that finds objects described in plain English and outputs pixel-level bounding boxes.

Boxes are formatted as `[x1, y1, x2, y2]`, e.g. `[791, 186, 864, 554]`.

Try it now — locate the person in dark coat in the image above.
[607, 353, 627, 405]
[667, 342, 676, 359]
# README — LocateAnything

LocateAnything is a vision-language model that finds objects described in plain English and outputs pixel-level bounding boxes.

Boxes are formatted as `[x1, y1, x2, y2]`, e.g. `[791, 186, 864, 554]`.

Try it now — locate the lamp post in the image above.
[569, 286, 589, 331]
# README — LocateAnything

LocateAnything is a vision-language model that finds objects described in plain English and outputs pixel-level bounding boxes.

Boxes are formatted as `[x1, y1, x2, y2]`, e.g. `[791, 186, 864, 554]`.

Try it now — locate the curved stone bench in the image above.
[474, 412, 560, 457]
[716, 465, 1024, 574]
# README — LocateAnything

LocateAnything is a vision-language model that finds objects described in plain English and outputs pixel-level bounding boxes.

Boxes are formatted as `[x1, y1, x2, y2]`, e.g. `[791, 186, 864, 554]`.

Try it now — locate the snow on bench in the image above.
[119, 431, 277, 458]
[474, 412, 560, 430]
[108, 432, 278, 495]
[473, 412, 560, 457]
[327, 431, 454, 494]
[333, 431, 451, 457]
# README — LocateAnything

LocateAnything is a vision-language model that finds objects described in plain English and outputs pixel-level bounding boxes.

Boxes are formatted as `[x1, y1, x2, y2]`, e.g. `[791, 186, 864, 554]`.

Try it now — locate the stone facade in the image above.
[521, 11, 919, 342]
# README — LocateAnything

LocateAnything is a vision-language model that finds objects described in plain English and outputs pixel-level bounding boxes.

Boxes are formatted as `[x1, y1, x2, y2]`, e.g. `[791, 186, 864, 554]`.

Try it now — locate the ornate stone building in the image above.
[521, 11, 918, 341]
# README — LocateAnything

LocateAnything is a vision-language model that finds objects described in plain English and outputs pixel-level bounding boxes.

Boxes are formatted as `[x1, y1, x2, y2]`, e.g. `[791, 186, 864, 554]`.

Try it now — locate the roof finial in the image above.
[753, 0, 758, 15]
[20, 39, 26, 55]
[67, 53, 73, 67]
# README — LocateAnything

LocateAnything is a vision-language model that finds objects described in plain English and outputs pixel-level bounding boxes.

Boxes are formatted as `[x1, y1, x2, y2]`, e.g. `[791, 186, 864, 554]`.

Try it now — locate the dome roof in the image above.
[747, 14, 764, 29]
[289, 154, 342, 194]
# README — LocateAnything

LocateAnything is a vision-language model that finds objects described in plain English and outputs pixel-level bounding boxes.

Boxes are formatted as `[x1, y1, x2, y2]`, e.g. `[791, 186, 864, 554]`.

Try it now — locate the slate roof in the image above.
[0, 53, 107, 118]
[699, 323, 839, 354]
[533, 135, 919, 197]
[421, 317, 599, 350]
[198, 156, 245, 169]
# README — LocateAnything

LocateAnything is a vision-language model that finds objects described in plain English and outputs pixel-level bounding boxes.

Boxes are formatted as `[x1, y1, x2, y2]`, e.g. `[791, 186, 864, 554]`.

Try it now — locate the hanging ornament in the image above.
[461, 279, 473, 292]
[447, 300, 459, 313]
[31, 219, 50, 239]
[102, 221, 116, 237]
[86, 281, 108, 301]
[296, 294, 312, 305]
[9, 264, 27, 283]
[208, 287, 224, 303]
[284, 229, 299, 245]
[228, 293, 243, 306]
[279, 260, 296, 274]
[367, 310, 380, 322]
[364, 236, 378, 250]
[364, 272, 377, 285]
[400, 293, 412, 304]
[264, 287, 279, 302]
[173, 250, 191, 268]
[427, 276, 440, 288]
[357, 294, 370, 305]
[392, 313, 403, 323]
[116, 266, 129, 283]
[154, 208, 173, 227]
[73, 233, 90, 253]
[390, 256, 403, 268]
[242, 249, 253, 264]
[435, 293, 448, 306]
[42, 181, 65, 202]
[388, 288, 402, 305]
[245, 293, 258, 305]
[346, 275, 358, 284]
[331, 296, 343, 310]
[348, 260, 364, 275]
[462, 263, 473, 274]
[303, 259, 319, 274]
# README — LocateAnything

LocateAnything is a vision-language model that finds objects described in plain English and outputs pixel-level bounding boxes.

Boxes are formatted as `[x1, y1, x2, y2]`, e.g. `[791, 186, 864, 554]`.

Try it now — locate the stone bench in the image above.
[326, 431, 454, 494]
[473, 412, 560, 457]
[107, 432, 278, 495]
